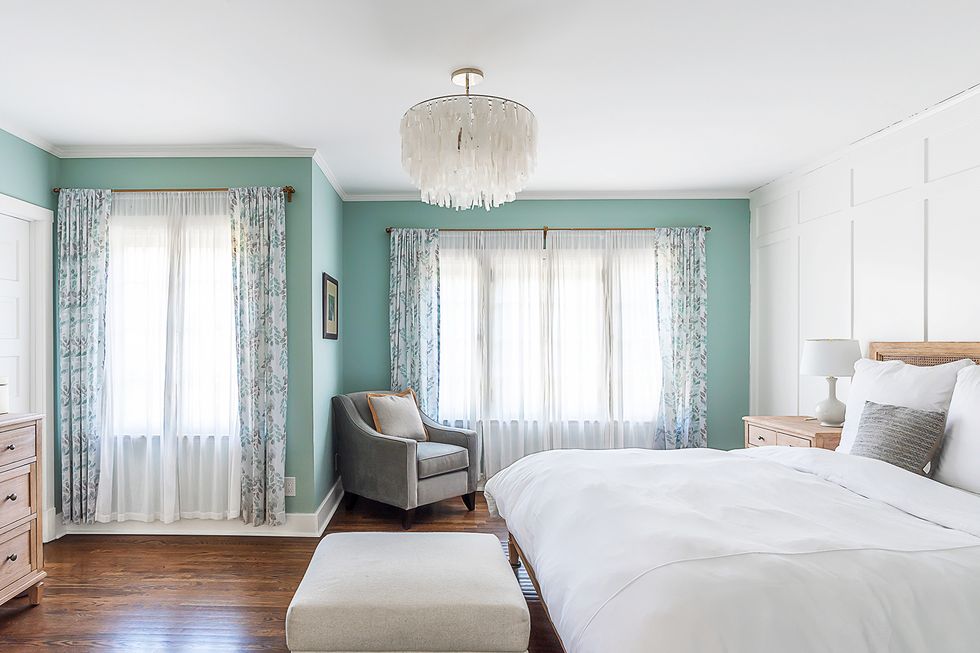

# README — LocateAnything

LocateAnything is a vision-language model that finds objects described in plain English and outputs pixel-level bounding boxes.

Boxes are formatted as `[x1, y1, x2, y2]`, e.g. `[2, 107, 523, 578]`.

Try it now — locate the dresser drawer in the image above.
[0, 522, 32, 589]
[777, 433, 812, 448]
[0, 465, 34, 529]
[746, 425, 778, 446]
[0, 424, 36, 468]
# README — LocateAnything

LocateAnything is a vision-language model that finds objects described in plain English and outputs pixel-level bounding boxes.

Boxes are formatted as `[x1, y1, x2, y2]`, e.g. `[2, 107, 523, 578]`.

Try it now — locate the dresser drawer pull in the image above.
[5, 553, 17, 562]
[756, 435, 765, 441]
[3, 444, 14, 451]
[4, 493, 16, 501]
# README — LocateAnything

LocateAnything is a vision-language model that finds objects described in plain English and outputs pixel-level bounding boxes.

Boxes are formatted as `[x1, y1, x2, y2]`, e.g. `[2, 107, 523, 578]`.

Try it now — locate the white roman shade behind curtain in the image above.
[96, 191, 240, 523]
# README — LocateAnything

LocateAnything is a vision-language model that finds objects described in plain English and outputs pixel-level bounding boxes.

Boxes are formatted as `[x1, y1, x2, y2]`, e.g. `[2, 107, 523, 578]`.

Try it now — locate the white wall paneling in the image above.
[753, 234, 799, 415]
[750, 92, 980, 422]
[852, 191, 925, 345]
[851, 141, 922, 206]
[798, 213, 852, 416]
[799, 162, 848, 223]
[926, 168, 980, 339]
[756, 194, 797, 237]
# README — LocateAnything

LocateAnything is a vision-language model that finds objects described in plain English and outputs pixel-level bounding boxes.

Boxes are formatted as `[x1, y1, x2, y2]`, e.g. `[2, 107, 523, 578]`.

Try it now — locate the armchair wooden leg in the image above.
[401, 508, 416, 530]
[462, 491, 476, 511]
[345, 493, 358, 511]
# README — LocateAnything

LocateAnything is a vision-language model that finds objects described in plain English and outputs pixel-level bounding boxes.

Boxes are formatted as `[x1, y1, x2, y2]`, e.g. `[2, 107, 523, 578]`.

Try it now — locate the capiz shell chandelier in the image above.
[400, 67, 537, 211]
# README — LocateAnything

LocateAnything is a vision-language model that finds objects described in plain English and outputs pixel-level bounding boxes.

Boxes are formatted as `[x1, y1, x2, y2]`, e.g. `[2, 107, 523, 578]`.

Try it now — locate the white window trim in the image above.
[0, 192, 55, 541]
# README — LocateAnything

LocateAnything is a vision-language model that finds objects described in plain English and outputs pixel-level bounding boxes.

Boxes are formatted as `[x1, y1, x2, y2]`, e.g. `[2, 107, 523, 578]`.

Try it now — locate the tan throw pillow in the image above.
[366, 389, 427, 441]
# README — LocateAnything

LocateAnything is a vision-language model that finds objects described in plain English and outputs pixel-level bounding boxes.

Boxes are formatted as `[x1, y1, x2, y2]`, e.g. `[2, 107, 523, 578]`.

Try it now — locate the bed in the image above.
[485, 342, 980, 653]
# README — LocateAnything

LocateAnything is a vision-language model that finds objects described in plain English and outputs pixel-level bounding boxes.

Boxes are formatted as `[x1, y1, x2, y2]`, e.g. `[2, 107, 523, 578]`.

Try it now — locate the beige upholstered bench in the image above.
[286, 532, 531, 653]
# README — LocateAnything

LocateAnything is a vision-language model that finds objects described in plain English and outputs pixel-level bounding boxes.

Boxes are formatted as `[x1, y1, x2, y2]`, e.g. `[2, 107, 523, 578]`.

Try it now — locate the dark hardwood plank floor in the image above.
[0, 493, 564, 652]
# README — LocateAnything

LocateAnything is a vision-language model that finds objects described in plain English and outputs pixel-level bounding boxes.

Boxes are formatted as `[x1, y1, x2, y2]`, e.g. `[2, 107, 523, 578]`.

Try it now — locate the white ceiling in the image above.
[2, 0, 980, 198]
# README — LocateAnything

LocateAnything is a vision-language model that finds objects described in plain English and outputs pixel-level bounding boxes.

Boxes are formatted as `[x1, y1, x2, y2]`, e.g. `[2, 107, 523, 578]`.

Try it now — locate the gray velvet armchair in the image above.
[332, 391, 479, 529]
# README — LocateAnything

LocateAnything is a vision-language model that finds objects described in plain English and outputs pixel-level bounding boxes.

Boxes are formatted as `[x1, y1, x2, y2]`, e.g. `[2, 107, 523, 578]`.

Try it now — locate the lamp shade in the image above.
[800, 339, 862, 377]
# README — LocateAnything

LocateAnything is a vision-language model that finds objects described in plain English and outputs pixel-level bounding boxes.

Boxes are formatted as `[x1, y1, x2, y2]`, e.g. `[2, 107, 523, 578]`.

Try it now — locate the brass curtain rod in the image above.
[385, 225, 710, 233]
[53, 186, 296, 203]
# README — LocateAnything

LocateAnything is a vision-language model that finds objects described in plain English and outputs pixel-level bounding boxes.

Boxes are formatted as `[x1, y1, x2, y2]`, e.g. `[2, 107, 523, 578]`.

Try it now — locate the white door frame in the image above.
[0, 192, 55, 540]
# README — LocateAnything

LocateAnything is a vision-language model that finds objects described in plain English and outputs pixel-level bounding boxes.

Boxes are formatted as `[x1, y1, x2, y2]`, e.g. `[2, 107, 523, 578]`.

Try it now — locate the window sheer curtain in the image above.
[439, 230, 666, 478]
[96, 192, 240, 523]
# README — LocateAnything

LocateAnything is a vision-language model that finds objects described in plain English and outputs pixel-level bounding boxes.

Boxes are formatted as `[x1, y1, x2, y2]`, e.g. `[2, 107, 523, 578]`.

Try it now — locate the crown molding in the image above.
[344, 189, 749, 202]
[312, 150, 350, 201]
[750, 80, 980, 196]
[0, 119, 62, 157]
[55, 144, 317, 159]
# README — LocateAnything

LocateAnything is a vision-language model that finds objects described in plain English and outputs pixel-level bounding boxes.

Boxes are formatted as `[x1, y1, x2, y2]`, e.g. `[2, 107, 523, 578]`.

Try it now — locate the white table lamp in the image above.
[800, 339, 862, 427]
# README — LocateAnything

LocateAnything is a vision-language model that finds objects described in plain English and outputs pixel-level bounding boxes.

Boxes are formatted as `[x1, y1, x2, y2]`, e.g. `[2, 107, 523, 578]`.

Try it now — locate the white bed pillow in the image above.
[935, 366, 980, 493]
[837, 357, 974, 454]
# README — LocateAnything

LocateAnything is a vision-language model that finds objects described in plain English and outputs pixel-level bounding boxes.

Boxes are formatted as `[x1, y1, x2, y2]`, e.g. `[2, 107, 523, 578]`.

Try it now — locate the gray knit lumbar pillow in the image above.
[850, 401, 947, 474]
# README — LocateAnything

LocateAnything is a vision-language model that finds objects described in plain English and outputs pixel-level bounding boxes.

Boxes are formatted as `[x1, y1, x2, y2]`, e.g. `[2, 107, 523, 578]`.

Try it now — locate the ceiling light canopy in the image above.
[400, 67, 537, 211]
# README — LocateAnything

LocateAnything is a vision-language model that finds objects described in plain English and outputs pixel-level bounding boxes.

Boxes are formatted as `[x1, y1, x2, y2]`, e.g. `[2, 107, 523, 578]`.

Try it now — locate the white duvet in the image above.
[484, 446, 980, 653]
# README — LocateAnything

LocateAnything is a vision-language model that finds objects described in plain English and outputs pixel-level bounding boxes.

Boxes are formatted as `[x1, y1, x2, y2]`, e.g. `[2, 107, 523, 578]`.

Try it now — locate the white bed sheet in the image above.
[484, 446, 980, 653]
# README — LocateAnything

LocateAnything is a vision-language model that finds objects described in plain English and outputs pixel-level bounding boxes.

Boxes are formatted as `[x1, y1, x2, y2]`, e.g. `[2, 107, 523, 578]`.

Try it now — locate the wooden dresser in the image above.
[0, 413, 44, 606]
[743, 415, 842, 450]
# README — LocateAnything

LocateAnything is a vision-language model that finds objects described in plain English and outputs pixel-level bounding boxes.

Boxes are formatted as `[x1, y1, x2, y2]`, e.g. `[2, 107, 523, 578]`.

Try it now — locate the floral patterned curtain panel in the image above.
[389, 228, 440, 417]
[230, 187, 288, 527]
[57, 189, 112, 524]
[653, 227, 708, 449]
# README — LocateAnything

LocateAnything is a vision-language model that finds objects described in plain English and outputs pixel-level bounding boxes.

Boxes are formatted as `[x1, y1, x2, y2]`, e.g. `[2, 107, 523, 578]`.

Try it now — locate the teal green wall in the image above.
[311, 163, 343, 508]
[57, 157, 328, 513]
[0, 129, 59, 209]
[341, 200, 750, 451]
[1, 123, 752, 513]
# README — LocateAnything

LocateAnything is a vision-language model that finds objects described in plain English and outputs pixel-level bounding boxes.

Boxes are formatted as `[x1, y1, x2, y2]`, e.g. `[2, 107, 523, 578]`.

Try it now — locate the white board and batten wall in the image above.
[749, 91, 980, 417]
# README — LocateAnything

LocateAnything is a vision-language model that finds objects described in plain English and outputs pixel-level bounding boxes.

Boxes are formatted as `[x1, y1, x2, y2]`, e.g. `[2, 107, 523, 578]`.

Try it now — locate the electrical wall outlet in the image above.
[284, 476, 296, 497]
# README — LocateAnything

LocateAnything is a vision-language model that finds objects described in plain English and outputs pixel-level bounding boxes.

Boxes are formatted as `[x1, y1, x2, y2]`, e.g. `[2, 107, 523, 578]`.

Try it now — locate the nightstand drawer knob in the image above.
[4, 493, 15, 502]
[5, 554, 16, 562]
[756, 435, 764, 441]
[4, 444, 14, 451]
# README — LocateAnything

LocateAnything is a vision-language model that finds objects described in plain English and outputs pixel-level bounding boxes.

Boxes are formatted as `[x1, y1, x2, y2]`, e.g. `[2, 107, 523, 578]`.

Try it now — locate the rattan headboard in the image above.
[868, 342, 980, 367]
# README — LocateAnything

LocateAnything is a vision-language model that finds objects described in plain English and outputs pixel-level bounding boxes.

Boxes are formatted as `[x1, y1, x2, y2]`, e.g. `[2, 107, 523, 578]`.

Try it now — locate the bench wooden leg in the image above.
[508, 534, 520, 568]
[28, 581, 43, 606]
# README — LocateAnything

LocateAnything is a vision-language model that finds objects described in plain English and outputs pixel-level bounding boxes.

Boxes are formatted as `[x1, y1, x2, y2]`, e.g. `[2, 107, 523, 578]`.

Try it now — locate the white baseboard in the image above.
[42, 507, 58, 543]
[315, 477, 344, 535]
[51, 478, 344, 539]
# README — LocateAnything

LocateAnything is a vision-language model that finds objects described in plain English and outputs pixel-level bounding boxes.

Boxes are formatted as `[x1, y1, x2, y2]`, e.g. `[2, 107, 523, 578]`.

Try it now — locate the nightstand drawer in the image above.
[746, 425, 778, 446]
[0, 424, 35, 468]
[0, 466, 33, 529]
[0, 521, 32, 589]
[777, 433, 811, 447]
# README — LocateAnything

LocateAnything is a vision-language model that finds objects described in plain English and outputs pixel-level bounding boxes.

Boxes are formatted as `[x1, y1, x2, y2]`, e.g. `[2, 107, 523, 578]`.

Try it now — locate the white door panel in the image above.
[0, 214, 31, 413]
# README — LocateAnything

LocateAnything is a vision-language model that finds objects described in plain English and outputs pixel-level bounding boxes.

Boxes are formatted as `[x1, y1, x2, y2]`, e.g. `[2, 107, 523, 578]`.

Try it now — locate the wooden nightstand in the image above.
[742, 416, 842, 450]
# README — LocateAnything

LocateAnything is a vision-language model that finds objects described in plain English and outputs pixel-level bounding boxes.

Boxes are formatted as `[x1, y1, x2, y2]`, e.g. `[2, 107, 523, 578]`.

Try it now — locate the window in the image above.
[96, 192, 240, 523]
[438, 230, 662, 477]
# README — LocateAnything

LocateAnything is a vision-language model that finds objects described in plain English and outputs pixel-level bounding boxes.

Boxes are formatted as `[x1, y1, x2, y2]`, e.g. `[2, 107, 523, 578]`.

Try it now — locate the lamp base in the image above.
[813, 376, 845, 427]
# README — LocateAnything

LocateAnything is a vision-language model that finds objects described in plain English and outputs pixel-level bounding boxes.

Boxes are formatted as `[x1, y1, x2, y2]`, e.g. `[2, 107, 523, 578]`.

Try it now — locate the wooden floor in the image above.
[0, 494, 564, 652]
